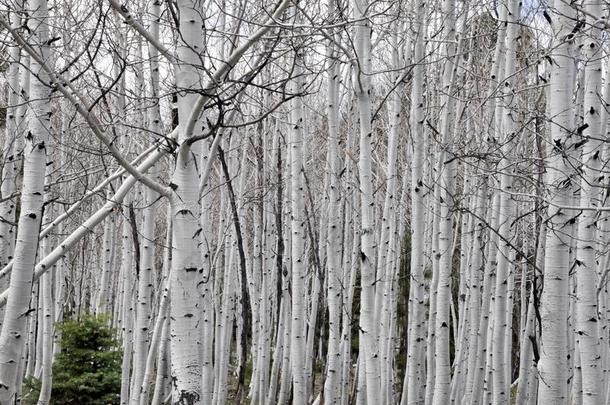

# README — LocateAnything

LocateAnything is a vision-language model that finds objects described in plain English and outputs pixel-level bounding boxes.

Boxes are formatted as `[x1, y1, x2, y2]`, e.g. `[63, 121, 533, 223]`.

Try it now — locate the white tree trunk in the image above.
[119, 201, 135, 405]
[432, 0, 458, 401]
[515, 290, 536, 405]
[0, 0, 50, 398]
[131, 167, 158, 404]
[352, 0, 381, 400]
[403, 3, 426, 401]
[0, 7, 21, 308]
[289, 50, 308, 404]
[574, 0, 604, 402]
[491, 0, 520, 401]
[139, 203, 171, 405]
[462, 179, 488, 403]
[151, 317, 171, 405]
[537, 0, 577, 401]
[36, 137, 57, 405]
[324, 119, 342, 402]
[168, 1, 207, 401]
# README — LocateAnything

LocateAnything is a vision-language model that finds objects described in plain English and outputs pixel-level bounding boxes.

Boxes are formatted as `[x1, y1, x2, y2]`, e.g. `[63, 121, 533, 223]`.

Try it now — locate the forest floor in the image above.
[226, 358, 325, 404]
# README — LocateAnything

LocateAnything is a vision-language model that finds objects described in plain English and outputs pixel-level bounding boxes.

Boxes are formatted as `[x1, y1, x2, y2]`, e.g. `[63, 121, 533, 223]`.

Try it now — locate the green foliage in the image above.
[23, 314, 122, 405]
[22, 377, 41, 404]
[423, 264, 433, 281]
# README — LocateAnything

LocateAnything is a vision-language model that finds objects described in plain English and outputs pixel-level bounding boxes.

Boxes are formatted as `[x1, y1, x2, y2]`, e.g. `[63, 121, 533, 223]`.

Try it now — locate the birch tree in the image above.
[0, 1, 606, 404]
[537, 0, 578, 402]
[0, 0, 51, 400]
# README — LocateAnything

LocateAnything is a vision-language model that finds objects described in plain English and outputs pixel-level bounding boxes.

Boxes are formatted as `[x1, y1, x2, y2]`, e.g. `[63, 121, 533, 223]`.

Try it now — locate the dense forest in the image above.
[0, 0, 605, 404]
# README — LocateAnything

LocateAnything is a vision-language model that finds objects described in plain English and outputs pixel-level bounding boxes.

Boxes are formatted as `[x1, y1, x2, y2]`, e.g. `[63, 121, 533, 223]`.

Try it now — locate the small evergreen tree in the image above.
[23, 314, 121, 404]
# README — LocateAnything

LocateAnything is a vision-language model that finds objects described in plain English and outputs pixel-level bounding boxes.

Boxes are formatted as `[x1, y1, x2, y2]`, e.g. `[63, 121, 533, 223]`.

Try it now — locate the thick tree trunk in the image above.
[168, 2, 206, 402]
[537, 0, 577, 401]
[0, 0, 50, 399]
